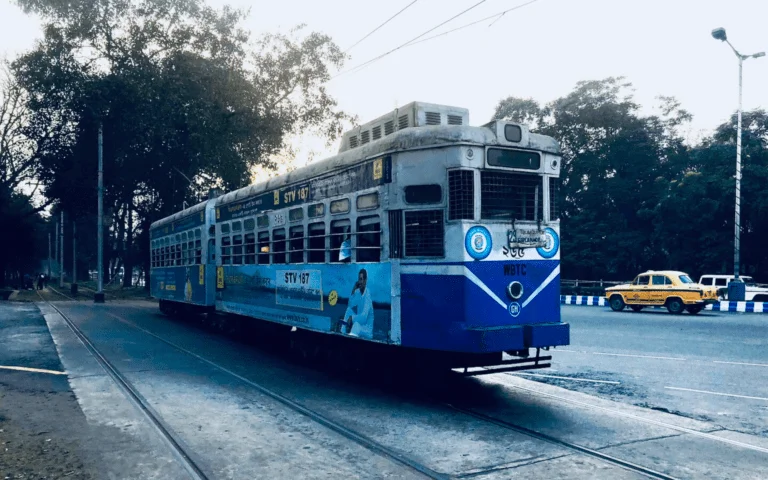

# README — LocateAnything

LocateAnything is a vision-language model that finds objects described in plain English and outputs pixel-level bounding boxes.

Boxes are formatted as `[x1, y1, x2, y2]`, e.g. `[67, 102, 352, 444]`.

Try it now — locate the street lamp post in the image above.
[711, 28, 765, 300]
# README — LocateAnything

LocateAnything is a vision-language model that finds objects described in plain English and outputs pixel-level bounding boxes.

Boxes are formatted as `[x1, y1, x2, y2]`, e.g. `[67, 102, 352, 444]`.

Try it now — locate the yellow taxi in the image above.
[605, 270, 719, 314]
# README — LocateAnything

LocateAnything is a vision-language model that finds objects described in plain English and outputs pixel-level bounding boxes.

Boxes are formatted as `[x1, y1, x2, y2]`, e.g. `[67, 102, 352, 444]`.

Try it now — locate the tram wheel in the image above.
[609, 295, 625, 312]
[630, 305, 644, 312]
[686, 305, 703, 315]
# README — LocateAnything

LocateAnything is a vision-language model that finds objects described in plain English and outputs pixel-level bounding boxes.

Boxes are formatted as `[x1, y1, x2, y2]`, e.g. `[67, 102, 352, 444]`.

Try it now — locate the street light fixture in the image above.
[711, 27, 765, 299]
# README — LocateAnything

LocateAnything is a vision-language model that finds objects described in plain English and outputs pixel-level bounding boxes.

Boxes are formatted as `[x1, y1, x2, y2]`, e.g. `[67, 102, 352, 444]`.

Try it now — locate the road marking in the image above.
[713, 360, 768, 368]
[0, 365, 67, 375]
[665, 386, 768, 402]
[511, 372, 620, 385]
[556, 349, 686, 361]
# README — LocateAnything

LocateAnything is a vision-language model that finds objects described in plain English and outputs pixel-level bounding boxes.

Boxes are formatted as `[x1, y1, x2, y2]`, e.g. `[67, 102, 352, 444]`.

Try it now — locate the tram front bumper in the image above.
[463, 322, 570, 353]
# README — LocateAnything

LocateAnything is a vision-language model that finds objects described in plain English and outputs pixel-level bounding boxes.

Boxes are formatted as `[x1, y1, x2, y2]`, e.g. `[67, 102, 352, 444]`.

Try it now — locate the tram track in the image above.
[35, 289, 212, 480]
[104, 307, 681, 480]
[41, 299, 447, 480]
[446, 404, 679, 480]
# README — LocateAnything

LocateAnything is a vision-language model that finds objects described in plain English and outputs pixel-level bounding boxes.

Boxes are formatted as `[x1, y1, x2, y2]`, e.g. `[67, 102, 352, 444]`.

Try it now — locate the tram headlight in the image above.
[507, 281, 524, 300]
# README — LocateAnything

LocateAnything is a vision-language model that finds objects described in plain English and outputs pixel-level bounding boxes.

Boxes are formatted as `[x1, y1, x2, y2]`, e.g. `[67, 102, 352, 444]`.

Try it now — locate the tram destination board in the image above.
[217, 156, 392, 222]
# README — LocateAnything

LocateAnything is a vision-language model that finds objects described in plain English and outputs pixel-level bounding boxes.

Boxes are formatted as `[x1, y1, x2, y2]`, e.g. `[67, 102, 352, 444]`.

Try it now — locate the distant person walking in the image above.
[37, 273, 44, 290]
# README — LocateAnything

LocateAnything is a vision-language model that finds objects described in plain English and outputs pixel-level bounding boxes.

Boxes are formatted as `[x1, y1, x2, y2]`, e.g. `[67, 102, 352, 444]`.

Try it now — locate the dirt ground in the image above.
[0, 388, 94, 479]
[0, 302, 95, 479]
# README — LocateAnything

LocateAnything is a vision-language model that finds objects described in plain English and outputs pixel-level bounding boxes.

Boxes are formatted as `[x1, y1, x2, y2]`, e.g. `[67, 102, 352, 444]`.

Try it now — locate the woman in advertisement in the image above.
[341, 268, 374, 339]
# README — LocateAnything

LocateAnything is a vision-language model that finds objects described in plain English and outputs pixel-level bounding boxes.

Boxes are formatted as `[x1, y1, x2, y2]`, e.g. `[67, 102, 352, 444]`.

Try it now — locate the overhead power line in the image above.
[344, 0, 420, 53]
[406, 0, 539, 49]
[333, 0, 489, 79]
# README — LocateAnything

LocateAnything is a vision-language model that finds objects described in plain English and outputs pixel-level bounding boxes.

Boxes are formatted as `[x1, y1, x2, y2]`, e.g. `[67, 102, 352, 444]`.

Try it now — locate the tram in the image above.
[150, 102, 569, 373]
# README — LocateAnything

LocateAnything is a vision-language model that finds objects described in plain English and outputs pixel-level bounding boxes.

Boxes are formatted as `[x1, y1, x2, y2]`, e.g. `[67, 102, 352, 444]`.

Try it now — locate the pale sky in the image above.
[2, 0, 767, 166]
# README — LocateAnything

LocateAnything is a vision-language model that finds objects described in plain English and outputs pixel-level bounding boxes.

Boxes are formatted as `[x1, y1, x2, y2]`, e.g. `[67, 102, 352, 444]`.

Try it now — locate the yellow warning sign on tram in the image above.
[198, 264, 205, 285]
[328, 290, 338, 307]
[216, 266, 225, 289]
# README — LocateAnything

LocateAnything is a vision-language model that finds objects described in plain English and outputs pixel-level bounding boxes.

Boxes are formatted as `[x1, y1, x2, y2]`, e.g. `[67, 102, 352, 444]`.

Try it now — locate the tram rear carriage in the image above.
[151, 102, 569, 373]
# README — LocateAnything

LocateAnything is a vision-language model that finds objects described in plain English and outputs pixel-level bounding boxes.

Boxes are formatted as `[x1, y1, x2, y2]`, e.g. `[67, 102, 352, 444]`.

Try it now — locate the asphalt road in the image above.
[536, 305, 768, 437]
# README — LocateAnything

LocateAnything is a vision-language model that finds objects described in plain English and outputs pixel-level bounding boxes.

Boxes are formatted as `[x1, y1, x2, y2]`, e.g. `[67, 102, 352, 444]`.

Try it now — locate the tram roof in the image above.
[214, 123, 560, 209]
[150, 199, 208, 231]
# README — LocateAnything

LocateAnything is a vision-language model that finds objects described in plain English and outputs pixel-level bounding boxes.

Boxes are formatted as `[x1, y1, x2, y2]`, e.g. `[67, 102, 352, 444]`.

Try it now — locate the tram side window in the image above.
[176, 243, 182, 266]
[272, 229, 286, 264]
[356, 215, 381, 262]
[232, 234, 243, 265]
[221, 236, 232, 265]
[308, 222, 326, 263]
[181, 233, 188, 265]
[244, 233, 256, 264]
[257, 232, 270, 264]
[331, 219, 351, 263]
[195, 238, 202, 264]
[289, 226, 304, 263]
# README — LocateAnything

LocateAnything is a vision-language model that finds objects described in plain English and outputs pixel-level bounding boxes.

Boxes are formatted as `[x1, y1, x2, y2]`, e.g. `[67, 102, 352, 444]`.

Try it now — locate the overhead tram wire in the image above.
[332, 0, 490, 79]
[406, 0, 540, 47]
[344, 0, 420, 53]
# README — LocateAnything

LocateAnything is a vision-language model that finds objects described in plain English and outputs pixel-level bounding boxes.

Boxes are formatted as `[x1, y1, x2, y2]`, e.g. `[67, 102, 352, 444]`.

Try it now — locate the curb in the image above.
[560, 295, 767, 313]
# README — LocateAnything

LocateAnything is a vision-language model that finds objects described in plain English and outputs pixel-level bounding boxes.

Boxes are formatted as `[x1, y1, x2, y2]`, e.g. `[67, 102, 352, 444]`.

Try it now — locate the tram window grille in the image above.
[356, 215, 381, 262]
[308, 222, 326, 263]
[349, 136, 359, 148]
[221, 223, 230, 234]
[244, 218, 255, 231]
[244, 233, 256, 264]
[361, 130, 370, 144]
[372, 125, 382, 140]
[384, 120, 394, 136]
[549, 178, 560, 221]
[272, 229, 286, 264]
[405, 210, 444, 257]
[398, 115, 409, 130]
[481, 171, 542, 221]
[448, 115, 463, 125]
[449, 170, 474, 220]
[331, 219, 351, 263]
[184, 241, 191, 265]
[232, 221, 242, 232]
[289, 226, 304, 263]
[425, 111, 441, 125]
[195, 239, 202, 264]
[388, 210, 403, 259]
[257, 215, 269, 228]
[175, 244, 181, 265]
[232, 234, 243, 265]
[195, 228, 201, 238]
[257, 231, 270, 265]
[181, 241, 187, 265]
[221, 236, 232, 265]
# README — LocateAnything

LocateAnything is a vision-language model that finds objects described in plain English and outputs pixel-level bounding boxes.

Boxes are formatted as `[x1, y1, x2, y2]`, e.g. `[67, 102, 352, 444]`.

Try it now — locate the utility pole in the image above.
[59, 212, 64, 288]
[47, 232, 51, 280]
[95, 123, 105, 303]
[71, 222, 78, 296]
[54, 222, 58, 279]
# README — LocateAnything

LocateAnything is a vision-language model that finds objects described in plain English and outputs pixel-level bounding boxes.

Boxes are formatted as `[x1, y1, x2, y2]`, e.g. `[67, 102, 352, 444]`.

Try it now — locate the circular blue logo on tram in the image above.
[508, 302, 521, 317]
[536, 227, 560, 259]
[465, 226, 492, 260]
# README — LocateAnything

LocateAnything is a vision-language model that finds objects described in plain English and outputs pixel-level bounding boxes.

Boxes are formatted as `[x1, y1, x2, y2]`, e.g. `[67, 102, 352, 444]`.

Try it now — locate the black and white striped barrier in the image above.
[560, 295, 767, 313]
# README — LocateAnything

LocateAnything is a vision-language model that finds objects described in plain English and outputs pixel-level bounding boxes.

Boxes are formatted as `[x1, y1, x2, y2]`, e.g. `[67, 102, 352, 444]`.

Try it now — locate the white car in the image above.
[698, 275, 768, 302]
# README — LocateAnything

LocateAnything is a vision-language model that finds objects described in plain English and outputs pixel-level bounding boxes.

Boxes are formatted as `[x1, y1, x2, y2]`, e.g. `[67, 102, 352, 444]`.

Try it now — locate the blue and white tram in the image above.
[150, 101, 569, 373]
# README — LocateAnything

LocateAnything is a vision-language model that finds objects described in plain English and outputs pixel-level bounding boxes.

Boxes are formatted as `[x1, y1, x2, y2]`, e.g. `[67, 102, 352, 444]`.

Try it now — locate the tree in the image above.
[11, 0, 352, 287]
